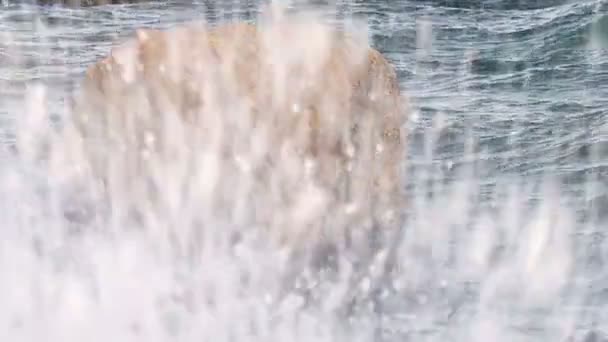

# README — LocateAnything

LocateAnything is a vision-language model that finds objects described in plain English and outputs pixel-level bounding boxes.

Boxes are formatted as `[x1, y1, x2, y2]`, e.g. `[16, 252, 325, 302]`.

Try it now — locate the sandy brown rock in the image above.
[71, 19, 409, 256]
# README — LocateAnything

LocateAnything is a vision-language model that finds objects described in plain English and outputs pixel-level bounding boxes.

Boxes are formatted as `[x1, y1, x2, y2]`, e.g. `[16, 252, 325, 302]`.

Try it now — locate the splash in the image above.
[0, 2, 588, 341]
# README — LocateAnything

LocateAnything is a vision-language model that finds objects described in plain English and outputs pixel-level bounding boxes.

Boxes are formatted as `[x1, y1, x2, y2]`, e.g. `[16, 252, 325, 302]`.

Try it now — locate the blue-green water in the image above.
[0, 1, 606, 341]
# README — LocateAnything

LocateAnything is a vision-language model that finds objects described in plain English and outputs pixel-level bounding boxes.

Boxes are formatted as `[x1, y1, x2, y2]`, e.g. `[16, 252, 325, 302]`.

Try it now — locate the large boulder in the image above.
[70, 18, 409, 260]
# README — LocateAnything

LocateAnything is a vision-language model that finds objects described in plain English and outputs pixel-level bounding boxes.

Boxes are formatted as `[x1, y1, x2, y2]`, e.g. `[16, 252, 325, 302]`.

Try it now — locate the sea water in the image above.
[0, 0, 606, 341]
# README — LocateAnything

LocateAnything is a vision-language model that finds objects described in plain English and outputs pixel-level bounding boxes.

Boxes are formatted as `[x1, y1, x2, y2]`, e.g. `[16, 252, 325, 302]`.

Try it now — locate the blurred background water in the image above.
[0, 0, 606, 341]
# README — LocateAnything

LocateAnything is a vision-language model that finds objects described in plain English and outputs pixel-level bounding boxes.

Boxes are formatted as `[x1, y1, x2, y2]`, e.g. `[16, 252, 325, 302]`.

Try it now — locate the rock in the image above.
[69, 18, 409, 260]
